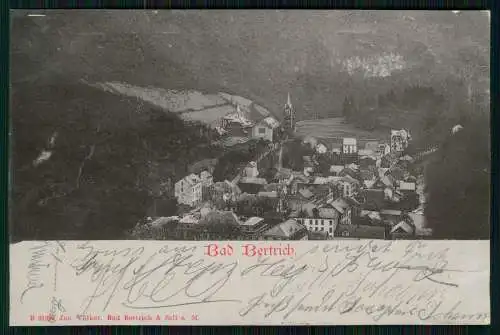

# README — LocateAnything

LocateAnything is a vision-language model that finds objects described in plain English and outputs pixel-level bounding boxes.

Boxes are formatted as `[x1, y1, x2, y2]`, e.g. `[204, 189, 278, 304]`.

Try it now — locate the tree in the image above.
[425, 113, 489, 239]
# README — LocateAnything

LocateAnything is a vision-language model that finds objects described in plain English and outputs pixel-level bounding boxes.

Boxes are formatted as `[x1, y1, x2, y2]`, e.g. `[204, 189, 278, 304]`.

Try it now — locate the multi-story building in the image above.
[251, 117, 280, 142]
[174, 173, 203, 207]
[390, 129, 411, 153]
[343, 138, 357, 154]
[239, 216, 269, 240]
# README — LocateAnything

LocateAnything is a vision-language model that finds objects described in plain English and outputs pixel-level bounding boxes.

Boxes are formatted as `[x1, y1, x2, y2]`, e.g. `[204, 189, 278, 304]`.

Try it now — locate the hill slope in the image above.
[12, 10, 490, 119]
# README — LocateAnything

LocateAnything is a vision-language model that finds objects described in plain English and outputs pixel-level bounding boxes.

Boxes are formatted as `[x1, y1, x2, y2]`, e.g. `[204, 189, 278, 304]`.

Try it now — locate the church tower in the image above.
[283, 93, 295, 133]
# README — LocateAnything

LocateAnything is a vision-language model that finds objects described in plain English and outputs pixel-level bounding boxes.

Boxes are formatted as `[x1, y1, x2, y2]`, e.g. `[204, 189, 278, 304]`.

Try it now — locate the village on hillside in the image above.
[131, 93, 434, 241]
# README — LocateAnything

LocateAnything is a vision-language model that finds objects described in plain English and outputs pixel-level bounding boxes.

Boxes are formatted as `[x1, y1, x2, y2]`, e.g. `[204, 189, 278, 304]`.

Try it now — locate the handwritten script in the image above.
[10, 240, 490, 325]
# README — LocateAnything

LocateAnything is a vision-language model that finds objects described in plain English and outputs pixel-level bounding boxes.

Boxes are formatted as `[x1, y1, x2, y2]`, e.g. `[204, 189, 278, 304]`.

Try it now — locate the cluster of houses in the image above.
[131, 96, 431, 241]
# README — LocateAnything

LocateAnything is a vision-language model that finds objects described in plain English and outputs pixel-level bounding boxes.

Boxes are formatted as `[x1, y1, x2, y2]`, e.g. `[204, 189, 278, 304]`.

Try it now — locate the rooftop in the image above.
[343, 138, 357, 145]
[263, 219, 305, 238]
[241, 216, 265, 226]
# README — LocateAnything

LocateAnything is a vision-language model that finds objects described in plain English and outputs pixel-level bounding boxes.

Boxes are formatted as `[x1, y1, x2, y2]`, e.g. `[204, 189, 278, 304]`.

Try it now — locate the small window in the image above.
[259, 128, 266, 134]
[342, 231, 350, 237]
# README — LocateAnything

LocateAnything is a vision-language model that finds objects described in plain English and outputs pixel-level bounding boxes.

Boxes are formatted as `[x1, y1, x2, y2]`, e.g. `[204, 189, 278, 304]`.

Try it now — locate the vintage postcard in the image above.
[10, 10, 490, 326]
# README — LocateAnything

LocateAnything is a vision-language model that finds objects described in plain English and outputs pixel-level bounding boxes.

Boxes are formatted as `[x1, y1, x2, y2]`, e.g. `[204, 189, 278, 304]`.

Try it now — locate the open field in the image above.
[295, 117, 389, 142]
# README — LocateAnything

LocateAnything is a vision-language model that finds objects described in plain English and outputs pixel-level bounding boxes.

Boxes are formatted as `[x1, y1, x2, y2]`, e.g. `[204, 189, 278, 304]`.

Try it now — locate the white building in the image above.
[343, 138, 357, 154]
[252, 116, 280, 142]
[174, 173, 203, 207]
[390, 129, 411, 153]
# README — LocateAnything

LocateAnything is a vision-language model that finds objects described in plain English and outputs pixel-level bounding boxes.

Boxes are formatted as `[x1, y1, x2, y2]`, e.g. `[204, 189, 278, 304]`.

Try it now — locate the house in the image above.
[303, 156, 315, 176]
[252, 116, 280, 142]
[315, 142, 329, 154]
[328, 197, 352, 225]
[238, 177, 267, 194]
[377, 144, 391, 156]
[290, 174, 312, 195]
[292, 202, 339, 238]
[390, 129, 411, 153]
[210, 180, 242, 205]
[274, 168, 294, 185]
[239, 216, 269, 240]
[337, 175, 360, 198]
[263, 219, 308, 240]
[390, 220, 416, 239]
[339, 166, 359, 180]
[244, 161, 259, 178]
[175, 173, 203, 207]
[343, 138, 357, 154]
[399, 181, 416, 192]
[380, 209, 404, 225]
[330, 165, 344, 176]
[334, 224, 387, 239]
[360, 210, 382, 223]
[331, 143, 343, 155]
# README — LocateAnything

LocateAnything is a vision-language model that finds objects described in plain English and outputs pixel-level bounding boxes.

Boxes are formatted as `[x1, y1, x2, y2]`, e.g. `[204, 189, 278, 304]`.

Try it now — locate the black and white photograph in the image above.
[11, 10, 490, 242]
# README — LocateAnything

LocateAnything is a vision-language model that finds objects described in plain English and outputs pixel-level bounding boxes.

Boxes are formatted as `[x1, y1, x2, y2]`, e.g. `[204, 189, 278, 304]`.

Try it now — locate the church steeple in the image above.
[283, 92, 295, 132]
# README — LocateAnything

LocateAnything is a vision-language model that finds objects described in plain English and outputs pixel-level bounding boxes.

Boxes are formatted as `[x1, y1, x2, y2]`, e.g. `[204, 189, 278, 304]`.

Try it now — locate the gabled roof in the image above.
[330, 165, 344, 174]
[241, 216, 265, 226]
[180, 173, 201, 185]
[341, 175, 360, 185]
[275, 168, 293, 180]
[343, 138, 357, 145]
[263, 219, 305, 238]
[298, 188, 314, 199]
[391, 221, 415, 234]
[329, 198, 350, 214]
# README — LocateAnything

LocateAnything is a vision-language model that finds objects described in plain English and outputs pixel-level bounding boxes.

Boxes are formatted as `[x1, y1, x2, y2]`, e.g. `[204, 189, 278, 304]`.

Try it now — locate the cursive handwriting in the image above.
[238, 240, 483, 322]
[70, 242, 240, 314]
[15, 240, 488, 324]
[20, 242, 51, 303]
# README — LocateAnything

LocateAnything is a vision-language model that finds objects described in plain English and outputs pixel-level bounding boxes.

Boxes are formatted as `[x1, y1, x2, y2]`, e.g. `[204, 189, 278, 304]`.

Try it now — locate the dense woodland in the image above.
[11, 83, 220, 241]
